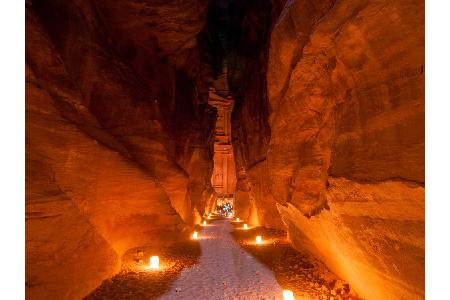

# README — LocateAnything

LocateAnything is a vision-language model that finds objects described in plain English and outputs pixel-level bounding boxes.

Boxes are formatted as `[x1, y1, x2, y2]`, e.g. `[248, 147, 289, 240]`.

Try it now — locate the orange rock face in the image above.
[231, 0, 424, 299]
[228, 0, 286, 229]
[26, 0, 214, 298]
[26, 0, 425, 298]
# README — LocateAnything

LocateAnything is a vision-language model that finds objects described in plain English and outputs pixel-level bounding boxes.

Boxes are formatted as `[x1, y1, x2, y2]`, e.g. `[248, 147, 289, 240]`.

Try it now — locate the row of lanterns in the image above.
[235, 217, 262, 243]
[145, 218, 294, 300]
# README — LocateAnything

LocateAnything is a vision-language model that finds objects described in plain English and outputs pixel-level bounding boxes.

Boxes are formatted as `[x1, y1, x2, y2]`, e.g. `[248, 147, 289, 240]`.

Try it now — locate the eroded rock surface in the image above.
[26, 0, 214, 298]
[229, 0, 286, 229]
[231, 0, 424, 299]
[26, 0, 425, 299]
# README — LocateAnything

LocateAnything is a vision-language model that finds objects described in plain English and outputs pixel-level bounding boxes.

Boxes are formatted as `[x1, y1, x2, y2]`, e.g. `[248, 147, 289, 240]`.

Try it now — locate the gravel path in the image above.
[158, 220, 284, 300]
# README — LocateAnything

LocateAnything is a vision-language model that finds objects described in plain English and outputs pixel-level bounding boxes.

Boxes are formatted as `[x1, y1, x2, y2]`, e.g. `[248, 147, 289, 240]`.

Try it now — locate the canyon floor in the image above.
[159, 219, 283, 299]
[84, 216, 361, 299]
[83, 240, 201, 300]
[230, 223, 361, 300]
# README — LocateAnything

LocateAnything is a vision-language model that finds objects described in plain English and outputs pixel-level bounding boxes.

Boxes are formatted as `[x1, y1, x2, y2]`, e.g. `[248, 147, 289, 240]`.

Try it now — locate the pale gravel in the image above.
[158, 220, 284, 300]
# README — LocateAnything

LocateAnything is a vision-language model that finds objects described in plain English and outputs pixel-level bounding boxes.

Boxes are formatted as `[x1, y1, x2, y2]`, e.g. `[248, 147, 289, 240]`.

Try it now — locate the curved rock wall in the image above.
[26, 0, 214, 298]
[229, 0, 286, 229]
[232, 0, 424, 299]
[26, 0, 425, 298]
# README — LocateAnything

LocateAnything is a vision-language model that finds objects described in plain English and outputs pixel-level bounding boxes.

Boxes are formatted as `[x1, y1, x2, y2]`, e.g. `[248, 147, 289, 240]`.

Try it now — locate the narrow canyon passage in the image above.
[25, 0, 424, 299]
[159, 219, 283, 300]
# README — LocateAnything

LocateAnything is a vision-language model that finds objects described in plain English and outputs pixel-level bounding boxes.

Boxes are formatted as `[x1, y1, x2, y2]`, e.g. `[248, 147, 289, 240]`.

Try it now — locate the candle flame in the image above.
[256, 235, 262, 244]
[149, 256, 159, 269]
[283, 290, 294, 300]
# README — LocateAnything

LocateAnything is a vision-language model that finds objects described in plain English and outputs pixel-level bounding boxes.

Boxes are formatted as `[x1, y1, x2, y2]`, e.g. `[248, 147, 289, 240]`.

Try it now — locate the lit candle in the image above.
[203, 221, 207, 226]
[149, 256, 159, 269]
[282, 290, 294, 300]
[192, 231, 198, 239]
[243, 223, 248, 229]
[256, 235, 262, 244]
[236, 217, 240, 222]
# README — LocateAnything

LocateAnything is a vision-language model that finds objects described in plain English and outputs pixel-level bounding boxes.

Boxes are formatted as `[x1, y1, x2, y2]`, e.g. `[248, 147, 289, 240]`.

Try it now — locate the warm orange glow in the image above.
[283, 290, 294, 300]
[243, 223, 248, 229]
[149, 256, 159, 269]
[192, 231, 198, 239]
[202, 221, 207, 226]
[256, 235, 262, 244]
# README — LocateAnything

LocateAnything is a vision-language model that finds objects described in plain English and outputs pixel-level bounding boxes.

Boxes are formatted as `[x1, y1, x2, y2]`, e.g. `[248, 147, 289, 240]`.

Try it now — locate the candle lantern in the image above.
[282, 290, 294, 300]
[149, 256, 159, 269]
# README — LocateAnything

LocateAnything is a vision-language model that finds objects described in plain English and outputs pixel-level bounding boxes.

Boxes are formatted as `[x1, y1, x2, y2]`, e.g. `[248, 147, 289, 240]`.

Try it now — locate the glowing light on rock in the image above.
[149, 256, 159, 269]
[256, 235, 262, 244]
[192, 231, 198, 239]
[243, 223, 248, 229]
[283, 290, 294, 300]
[203, 221, 207, 226]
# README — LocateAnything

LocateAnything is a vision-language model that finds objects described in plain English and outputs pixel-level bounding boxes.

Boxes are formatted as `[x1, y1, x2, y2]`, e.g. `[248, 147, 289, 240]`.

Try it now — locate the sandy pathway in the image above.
[158, 220, 284, 300]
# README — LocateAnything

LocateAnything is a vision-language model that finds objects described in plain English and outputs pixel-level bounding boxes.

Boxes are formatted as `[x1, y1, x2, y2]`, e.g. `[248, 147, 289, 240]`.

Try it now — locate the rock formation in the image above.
[26, 0, 215, 298]
[230, 0, 424, 299]
[26, 0, 424, 299]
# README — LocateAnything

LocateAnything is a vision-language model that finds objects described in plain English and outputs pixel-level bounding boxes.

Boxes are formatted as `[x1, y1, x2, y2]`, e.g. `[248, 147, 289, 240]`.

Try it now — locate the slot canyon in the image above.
[25, 0, 424, 299]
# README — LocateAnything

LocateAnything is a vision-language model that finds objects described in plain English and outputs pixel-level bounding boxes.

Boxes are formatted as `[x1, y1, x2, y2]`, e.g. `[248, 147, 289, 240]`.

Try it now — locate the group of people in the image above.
[216, 199, 233, 217]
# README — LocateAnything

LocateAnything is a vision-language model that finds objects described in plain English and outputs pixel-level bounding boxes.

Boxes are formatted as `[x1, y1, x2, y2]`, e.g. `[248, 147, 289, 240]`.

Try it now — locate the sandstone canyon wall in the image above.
[229, 0, 287, 228]
[231, 0, 424, 299]
[26, 0, 425, 298]
[26, 0, 215, 298]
